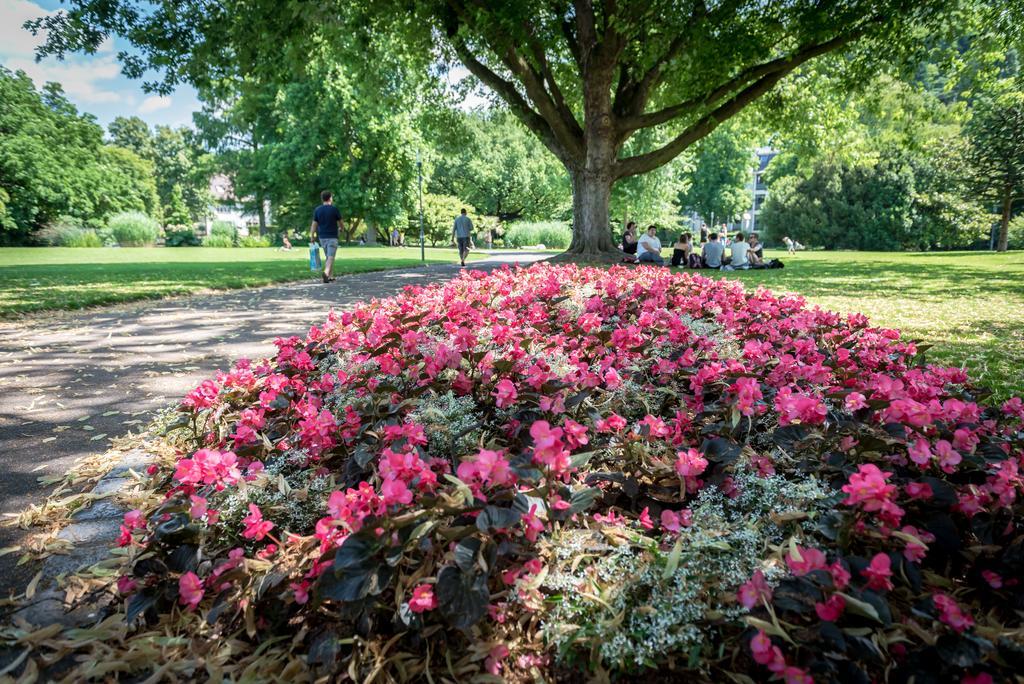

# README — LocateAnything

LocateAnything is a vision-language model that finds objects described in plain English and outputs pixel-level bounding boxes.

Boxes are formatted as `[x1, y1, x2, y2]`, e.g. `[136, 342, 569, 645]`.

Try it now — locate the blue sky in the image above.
[0, 0, 201, 130]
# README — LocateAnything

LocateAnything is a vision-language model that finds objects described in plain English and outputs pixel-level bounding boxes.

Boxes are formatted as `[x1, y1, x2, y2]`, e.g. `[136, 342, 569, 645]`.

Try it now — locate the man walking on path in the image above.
[453, 208, 474, 267]
[310, 190, 344, 283]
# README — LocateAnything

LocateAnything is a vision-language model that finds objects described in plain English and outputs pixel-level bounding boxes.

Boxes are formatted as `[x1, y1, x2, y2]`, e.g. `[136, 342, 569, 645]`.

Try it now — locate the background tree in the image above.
[426, 109, 570, 222]
[0, 68, 160, 242]
[964, 90, 1024, 251]
[679, 121, 757, 226]
[33, 0, 1015, 256]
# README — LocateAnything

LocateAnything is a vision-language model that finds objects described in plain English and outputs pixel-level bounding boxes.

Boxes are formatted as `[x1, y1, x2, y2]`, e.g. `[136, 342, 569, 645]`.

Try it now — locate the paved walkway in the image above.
[0, 251, 549, 591]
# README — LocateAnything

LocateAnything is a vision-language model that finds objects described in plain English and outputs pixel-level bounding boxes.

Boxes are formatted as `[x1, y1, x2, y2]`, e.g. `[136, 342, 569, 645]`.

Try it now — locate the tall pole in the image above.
[417, 150, 425, 262]
[751, 163, 758, 235]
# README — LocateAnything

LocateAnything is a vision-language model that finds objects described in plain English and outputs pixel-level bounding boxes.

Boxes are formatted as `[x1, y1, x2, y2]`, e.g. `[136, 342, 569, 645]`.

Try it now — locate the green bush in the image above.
[164, 226, 201, 247]
[37, 219, 103, 247]
[106, 211, 160, 247]
[239, 235, 272, 248]
[503, 221, 572, 249]
[1007, 215, 1024, 250]
[202, 233, 235, 248]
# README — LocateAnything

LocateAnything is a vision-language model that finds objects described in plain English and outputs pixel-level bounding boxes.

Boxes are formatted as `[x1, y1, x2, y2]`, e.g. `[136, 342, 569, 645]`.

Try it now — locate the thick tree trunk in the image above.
[998, 190, 1012, 253]
[567, 169, 615, 254]
[257, 195, 267, 236]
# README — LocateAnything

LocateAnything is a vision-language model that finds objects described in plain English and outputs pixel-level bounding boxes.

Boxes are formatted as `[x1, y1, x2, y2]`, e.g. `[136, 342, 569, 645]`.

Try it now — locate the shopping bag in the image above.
[309, 243, 322, 271]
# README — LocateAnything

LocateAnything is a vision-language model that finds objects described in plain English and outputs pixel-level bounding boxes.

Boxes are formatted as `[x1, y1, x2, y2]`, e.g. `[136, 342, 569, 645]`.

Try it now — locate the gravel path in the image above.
[0, 251, 548, 592]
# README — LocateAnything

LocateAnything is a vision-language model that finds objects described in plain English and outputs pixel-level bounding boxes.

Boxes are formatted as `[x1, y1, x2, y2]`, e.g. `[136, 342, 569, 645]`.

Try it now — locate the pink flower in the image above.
[408, 584, 438, 613]
[521, 504, 545, 542]
[786, 546, 827, 576]
[381, 477, 414, 507]
[189, 495, 208, 520]
[731, 377, 764, 416]
[492, 378, 518, 408]
[291, 581, 310, 604]
[637, 506, 654, 530]
[861, 553, 893, 591]
[529, 420, 571, 476]
[814, 593, 846, 621]
[981, 570, 1003, 589]
[934, 439, 962, 473]
[783, 666, 814, 684]
[962, 673, 993, 684]
[660, 509, 692, 533]
[595, 413, 627, 432]
[485, 644, 510, 676]
[845, 392, 867, 411]
[933, 592, 974, 632]
[123, 509, 146, 530]
[116, 575, 138, 594]
[738, 569, 772, 609]
[907, 438, 933, 467]
[905, 481, 934, 500]
[178, 571, 204, 610]
[829, 561, 851, 590]
[750, 629, 786, 673]
[841, 464, 897, 512]
[775, 388, 827, 426]
[562, 418, 589, 449]
[674, 448, 709, 479]
[241, 503, 274, 541]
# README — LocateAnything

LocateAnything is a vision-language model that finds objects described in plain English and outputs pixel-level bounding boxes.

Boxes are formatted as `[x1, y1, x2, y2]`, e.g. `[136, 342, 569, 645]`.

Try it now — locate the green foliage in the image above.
[106, 211, 160, 247]
[164, 227, 201, 247]
[416, 193, 475, 246]
[205, 222, 239, 247]
[679, 121, 757, 223]
[202, 233, 237, 248]
[426, 109, 570, 222]
[0, 68, 161, 243]
[964, 87, 1024, 250]
[503, 221, 572, 249]
[239, 235, 272, 247]
[1009, 215, 1024, 250]
[37, 218, 103, 248]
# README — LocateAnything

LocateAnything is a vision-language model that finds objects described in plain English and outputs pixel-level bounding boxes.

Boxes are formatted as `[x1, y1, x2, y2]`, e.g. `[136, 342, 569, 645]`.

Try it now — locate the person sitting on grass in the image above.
[671, 233, 693, 267]
[310, 190, 344, 283]
[279, 235, 293, 251]
[701, 232, 725, 269]
[722, 231, 751, 271]
[637, 225, 664, 265]
[748, 232, 764, 264]
[622, 221, 639, 259]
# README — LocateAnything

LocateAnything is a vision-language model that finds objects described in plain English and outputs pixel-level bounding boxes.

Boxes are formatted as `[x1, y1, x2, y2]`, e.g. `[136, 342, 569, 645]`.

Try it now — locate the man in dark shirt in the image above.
[310, 190, 344, 283]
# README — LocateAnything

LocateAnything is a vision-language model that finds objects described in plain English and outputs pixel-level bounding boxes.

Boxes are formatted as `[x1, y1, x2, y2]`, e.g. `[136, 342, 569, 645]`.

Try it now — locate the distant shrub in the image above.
[202, 233, 235, 248]
[211, 221, 238, 238]
[164, 226, 201, 247]
[504, 221, 571, 249]
[239, 235, 272, 248]
[38, 218, 103, 247]
[1008, 215, 1024, 250]
[106, 211, 160, 246]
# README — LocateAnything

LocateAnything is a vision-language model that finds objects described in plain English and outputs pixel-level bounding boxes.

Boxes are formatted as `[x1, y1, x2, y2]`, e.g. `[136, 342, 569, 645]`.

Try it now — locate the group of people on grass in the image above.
[621, 222, 786, 269]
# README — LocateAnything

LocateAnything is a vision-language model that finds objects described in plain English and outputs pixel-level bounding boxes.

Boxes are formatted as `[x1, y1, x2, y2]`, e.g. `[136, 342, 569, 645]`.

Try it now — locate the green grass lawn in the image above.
[0, 246, 480, 317]
[686, 249, 1024, 402]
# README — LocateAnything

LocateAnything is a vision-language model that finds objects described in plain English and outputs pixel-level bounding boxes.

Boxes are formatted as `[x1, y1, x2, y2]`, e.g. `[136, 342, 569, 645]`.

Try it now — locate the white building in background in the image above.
[744, 147, 778, 234]
[204, 174, 271, 236]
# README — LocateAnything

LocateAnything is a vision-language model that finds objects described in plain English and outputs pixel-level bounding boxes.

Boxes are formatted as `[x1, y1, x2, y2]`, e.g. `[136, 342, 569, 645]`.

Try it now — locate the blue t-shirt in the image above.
[313, 204, 341, 240]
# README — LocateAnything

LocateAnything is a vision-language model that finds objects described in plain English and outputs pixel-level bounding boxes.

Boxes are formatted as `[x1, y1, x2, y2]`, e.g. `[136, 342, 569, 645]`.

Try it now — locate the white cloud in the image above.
[0, 0, 54, 59]
[0, 0, 125, 104]
[138, 94, 172, 113]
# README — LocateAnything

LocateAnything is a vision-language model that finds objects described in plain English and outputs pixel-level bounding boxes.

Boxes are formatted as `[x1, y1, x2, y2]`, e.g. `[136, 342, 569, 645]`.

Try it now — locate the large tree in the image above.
[31, 0, 1017, 255]
[965, 90, 1024, 252]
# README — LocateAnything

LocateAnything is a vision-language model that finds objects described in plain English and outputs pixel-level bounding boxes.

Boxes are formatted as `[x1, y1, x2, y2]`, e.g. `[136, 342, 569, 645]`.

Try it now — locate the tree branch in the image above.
[447, 34, 566, 162]
[617, 29, 864, 137]
[614, 30, 865, 180]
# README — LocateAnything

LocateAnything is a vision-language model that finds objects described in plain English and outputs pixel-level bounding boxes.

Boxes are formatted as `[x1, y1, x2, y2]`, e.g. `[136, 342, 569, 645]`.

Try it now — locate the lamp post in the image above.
[417, 150, 425, 262]
[751, 164, 758, 235]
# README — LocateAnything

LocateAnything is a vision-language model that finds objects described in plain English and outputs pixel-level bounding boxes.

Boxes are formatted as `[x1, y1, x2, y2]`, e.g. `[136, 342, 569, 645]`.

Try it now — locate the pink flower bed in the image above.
[110, 264, 1022, 681]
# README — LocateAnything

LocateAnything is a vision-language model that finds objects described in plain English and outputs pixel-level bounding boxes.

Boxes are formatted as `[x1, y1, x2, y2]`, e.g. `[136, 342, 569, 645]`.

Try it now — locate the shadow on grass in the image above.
[718, 261, 1023, 300]
[0, 258, 444, 316]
